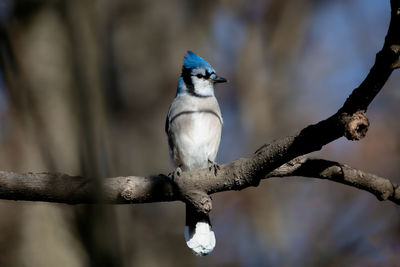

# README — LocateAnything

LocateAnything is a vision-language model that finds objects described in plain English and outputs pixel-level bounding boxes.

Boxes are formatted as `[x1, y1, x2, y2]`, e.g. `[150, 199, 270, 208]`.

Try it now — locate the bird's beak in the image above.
[212, 74, 228, 83]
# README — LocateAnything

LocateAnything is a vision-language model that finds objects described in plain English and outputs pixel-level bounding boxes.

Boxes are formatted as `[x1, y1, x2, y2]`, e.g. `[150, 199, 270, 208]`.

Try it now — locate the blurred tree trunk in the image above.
[1, 0, 122, 266]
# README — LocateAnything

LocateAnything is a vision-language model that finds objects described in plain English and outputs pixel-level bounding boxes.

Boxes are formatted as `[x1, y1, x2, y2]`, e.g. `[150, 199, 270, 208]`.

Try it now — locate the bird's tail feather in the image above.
[184, 204, 216, 256]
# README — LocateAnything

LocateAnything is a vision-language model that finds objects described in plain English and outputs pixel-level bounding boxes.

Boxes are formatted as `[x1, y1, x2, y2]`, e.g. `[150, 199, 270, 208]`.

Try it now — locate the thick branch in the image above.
[0, 158, 398, 206]
[0, 171, 177, 204]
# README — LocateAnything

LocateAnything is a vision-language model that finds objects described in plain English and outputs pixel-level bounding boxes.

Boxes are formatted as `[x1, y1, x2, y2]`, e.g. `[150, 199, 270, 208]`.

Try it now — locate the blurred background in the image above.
[0, 0, 399, 266]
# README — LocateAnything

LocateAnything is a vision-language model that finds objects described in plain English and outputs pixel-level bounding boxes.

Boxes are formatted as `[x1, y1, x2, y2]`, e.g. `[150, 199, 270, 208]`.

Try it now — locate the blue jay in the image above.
[165, 51, 227, 255]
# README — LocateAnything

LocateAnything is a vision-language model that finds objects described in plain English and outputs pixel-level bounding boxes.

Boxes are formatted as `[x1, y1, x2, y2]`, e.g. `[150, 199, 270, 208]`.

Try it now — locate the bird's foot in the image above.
[208, 160, 220, 176]
[168, 166, 182, 180]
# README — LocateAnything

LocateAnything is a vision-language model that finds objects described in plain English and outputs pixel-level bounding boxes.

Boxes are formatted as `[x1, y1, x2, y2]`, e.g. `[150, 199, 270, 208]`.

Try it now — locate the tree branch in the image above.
[0, 157, 398, 206]
[0, 1, 398, 212]
[0, 171, 178, 204]
[267, 157, 400, 205]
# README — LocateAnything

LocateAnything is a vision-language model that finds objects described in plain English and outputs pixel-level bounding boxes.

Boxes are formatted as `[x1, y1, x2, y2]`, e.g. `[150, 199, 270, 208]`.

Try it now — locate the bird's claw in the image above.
[208, 160, 220, 176]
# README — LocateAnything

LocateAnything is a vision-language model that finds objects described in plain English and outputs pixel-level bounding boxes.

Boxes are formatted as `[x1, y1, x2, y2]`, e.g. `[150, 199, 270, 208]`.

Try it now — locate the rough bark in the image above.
[0, 157, 398, 206]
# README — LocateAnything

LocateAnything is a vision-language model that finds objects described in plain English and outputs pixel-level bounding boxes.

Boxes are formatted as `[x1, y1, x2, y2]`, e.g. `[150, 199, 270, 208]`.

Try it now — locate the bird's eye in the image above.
[196, 74, 203, 79]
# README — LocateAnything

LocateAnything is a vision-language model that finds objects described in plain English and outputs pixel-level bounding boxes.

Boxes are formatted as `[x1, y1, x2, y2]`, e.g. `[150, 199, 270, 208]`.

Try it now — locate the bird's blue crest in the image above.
[183, 51, 215, 73]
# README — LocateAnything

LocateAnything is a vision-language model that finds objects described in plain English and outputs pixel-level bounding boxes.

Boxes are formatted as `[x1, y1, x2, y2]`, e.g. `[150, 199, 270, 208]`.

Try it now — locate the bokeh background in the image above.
[0, 0, 399, 266]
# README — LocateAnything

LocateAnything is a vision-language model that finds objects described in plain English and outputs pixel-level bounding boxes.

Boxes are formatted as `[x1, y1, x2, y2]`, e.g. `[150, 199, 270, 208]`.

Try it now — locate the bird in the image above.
[165, 51, 227, 255]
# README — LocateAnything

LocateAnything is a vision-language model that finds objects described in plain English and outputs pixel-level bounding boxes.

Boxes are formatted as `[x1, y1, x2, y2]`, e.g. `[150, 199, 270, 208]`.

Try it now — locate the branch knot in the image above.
[343, 111, 370, 141]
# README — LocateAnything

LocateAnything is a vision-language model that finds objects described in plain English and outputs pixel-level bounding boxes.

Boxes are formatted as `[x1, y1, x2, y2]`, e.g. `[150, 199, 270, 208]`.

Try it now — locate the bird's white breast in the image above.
[177, 112, 221, 170]
[167, 94, 222, 171]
